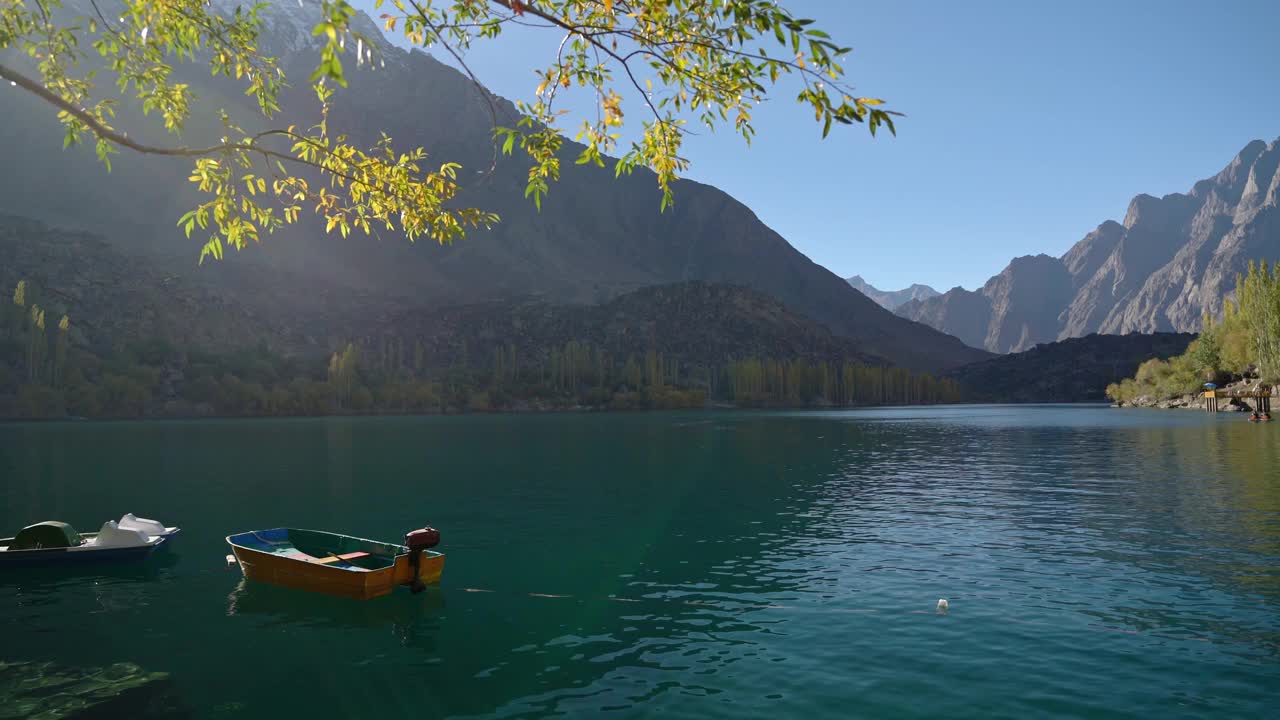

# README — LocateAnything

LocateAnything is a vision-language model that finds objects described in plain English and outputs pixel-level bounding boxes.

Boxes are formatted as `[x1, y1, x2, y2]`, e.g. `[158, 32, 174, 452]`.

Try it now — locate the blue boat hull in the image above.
[154, 528, 181, 551]
[0, 537, 168, 567]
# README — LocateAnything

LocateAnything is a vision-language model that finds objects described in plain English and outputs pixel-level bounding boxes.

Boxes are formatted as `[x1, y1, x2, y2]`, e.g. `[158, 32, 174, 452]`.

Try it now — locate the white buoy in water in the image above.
[937, 598, 949, 613]
[225, 554, 237, 568]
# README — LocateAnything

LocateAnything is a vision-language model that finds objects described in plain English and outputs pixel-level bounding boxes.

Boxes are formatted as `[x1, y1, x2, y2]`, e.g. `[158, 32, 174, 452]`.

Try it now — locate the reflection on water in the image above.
[1, 407, 1278, 719]
[225, 578, 444, 643]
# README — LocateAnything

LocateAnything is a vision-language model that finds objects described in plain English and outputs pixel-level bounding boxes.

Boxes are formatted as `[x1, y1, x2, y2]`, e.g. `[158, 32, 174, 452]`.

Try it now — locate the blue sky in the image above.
[353, 0, 1279, 291]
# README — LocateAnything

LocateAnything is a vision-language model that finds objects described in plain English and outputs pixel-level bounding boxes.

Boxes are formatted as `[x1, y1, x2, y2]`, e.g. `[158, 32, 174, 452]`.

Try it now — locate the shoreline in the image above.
[1111, 378, 1273, 413]
[0, 400, 1035, 425]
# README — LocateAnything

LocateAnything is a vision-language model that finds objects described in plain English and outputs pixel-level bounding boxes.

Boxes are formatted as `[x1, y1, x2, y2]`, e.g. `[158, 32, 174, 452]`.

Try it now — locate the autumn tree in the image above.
[327, 342, 360, 406]
[5, 281, 21, 347]
[52, 314, 69, 387]
[26, 304, 45, 383]
[1, 0, 897, 262]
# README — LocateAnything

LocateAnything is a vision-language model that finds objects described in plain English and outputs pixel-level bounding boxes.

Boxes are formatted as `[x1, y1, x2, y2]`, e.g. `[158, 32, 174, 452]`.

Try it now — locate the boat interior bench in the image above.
[314, 551, 371, 565]
[274, 548, 373, 565]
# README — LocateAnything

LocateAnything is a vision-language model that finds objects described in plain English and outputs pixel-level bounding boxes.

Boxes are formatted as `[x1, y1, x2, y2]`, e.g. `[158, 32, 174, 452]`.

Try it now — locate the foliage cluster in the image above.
[726, 357, 959, 407]
[1, 0, 895, 262]
[1106, 261, 1280, 403]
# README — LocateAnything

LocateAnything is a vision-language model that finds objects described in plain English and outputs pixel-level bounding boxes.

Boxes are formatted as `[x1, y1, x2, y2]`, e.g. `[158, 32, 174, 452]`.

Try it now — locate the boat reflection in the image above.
[0, 548, 180, 589]
[225, 578, 445, 643]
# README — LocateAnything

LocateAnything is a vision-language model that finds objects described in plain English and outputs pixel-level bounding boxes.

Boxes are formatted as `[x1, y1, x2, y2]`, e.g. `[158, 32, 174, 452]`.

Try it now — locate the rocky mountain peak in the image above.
[1237, 140, 1280, 218]
[1060, 220, 1125, 288]
[209, 0, 392, 56]
[898, 138, 1280, 352]
[1123, 193, 1160, 228]
[1195, 137, 1271, 204]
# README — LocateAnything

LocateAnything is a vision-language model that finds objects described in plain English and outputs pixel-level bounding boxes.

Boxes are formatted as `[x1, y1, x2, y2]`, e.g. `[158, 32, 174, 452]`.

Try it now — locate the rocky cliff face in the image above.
[0, 1, 986, 371]
[895, 254, 1072, 354]
[897, 139, 1280, 352]
[896, 287, 991, 352]
[845, 276, 940, 310]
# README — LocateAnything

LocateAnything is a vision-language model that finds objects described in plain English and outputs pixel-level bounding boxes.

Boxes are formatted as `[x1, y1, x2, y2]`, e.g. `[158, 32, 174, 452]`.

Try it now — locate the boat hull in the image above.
[0, 536, 167, 567]
[227, 529, 443, 601]
[153, 527, 181, 551]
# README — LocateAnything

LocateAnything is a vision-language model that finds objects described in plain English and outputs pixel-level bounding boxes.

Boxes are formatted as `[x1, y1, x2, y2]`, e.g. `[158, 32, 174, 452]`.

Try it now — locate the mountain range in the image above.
[897, 138, 1280, 353]
[0, 1, 987, 373]
[845, 276, 940, 310]
[0, 213, 881, 370]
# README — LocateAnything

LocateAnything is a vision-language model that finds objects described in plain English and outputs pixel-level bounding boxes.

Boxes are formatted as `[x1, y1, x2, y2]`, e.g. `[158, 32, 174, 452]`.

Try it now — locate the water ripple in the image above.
[1, 407, 1278, 718]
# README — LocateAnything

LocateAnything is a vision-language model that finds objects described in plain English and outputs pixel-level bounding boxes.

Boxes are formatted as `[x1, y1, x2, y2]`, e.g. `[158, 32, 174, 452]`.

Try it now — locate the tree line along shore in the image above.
[2, 279, 960, 421]
[1107, 260, 1280, 410]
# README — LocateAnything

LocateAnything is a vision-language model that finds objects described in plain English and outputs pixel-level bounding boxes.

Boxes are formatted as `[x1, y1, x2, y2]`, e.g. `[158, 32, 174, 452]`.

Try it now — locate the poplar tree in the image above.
[27, 305, 46, 383]
[1237, 261, 1280, 380]
[53, 314, 70, 387]
[10, 280, 26, 340]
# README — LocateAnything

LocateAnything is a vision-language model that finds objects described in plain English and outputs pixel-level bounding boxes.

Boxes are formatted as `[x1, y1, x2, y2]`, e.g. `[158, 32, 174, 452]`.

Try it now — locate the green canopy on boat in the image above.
[11, 521, 81, 550]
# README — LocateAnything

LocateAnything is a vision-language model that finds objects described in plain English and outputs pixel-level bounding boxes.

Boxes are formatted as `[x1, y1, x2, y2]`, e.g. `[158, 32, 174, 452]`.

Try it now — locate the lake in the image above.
[2, 406, 1278, 718]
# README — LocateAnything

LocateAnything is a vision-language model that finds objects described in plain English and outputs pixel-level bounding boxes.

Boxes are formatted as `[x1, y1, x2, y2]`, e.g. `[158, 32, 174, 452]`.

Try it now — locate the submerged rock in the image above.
[0, 659, 185, 720]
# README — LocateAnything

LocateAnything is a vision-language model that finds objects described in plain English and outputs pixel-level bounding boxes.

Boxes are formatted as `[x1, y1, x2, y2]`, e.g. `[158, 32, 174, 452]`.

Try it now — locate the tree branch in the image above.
[2, 60, 244, 157]
[404, 0, 508, 176]
[0, 60, 360, 183]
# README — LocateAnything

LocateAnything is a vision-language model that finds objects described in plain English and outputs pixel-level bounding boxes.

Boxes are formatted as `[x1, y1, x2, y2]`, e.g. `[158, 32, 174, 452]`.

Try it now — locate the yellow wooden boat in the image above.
[226, 527, 443, 600]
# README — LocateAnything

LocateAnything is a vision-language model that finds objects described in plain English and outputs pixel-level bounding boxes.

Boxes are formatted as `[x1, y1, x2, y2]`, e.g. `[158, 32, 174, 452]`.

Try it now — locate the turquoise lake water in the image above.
[1, 406, 1278, 718]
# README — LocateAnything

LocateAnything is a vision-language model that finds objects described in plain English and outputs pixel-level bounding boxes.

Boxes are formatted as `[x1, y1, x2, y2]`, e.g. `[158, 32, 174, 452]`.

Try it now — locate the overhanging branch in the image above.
[0, 60, 364, 184]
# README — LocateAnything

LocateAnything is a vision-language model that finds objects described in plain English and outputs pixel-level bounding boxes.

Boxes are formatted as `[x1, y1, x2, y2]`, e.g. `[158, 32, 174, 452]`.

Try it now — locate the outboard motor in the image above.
[404, 527, 440, 593]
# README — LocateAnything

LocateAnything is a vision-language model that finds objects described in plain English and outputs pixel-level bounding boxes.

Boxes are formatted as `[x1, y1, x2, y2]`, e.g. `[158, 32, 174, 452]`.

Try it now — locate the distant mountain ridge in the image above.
[845, 275, 940, 310]
[897, 138, 1280, 353]
[0, 0, 987, 372]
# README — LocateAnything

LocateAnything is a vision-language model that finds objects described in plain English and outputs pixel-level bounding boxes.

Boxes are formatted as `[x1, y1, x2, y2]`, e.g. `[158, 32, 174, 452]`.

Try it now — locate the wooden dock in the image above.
[1203, 387, 1272, 413]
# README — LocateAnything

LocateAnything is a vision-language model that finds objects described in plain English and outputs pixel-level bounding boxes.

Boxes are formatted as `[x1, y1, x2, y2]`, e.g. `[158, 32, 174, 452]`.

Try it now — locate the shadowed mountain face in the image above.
[376, 281, 887, 371]
[945, 332, 1196, 403]
[845, 275, 940, 310]
[898, 139, 1280, 353]
[0, 2, 987, 372]
[0, 213, 882, 370]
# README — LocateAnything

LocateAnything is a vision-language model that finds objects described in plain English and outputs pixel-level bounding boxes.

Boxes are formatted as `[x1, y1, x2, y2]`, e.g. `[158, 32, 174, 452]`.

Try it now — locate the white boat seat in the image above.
[118, 513, 167, 536]
[93, 521, 151, 547]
